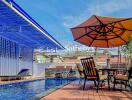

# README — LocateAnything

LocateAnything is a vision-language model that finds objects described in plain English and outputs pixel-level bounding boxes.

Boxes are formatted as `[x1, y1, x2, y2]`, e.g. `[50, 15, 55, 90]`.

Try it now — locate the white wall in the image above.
[18, 47, 33, 74]
[33, 63, 53, 78]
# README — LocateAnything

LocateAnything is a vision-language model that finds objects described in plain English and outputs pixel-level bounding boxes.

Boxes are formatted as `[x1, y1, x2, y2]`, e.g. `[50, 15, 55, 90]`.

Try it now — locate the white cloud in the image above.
[63, 0, 132, 28]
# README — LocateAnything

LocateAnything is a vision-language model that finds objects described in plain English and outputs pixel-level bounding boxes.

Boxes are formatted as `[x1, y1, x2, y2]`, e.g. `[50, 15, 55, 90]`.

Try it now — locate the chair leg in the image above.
[96, 80, 99, 92]
[101, 80, 104, 88]
[94, 80, 97, 87]
[114, 78, 116, 90]
[120, 82, 122, 89]
[108, 76, 110, 90]
[83, 78, 86, 90]
[125, 81, 127, 89]
[128, 81, 132, 91]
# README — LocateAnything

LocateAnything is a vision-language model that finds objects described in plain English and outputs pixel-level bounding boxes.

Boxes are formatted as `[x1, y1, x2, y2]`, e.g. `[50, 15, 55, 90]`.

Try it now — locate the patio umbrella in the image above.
[71, 15, 132, 48]
[71, 15, 132, 68]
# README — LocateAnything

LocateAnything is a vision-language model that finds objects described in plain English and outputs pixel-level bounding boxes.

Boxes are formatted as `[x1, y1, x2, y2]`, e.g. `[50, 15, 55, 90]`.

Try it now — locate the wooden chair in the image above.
[113, 67, 132, 90]
[81, 57, 108, 92]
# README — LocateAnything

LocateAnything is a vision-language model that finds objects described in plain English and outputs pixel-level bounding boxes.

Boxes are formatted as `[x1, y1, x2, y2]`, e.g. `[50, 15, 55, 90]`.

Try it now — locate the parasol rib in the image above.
[74, 26, 100, 41]
[106, 25, 127, 43]
[103, 27, 109, 47]
[111, 31, 127, 43]
[89, 27, 103, 46]
[108, 18, 132, 25]
[71, 25, 100, 29]
[112, 26, 132, 31]
[94, 15, 104, 25]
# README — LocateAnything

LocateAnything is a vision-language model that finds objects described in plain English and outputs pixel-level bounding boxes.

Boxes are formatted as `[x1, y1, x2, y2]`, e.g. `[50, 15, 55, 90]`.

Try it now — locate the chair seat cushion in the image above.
[99, 75, 107, 80]
[80, 75, 84, 78]
[115, 75, 128, 80]
[129, 78, 132, 82]
[86, 76, 97, 79]
[81, 75, 107, 80]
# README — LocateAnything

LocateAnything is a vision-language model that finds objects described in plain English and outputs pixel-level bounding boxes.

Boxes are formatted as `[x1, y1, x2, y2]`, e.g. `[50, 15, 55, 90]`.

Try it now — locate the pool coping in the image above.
[35, 80, 73, 100]
[0, 78, 45, 86]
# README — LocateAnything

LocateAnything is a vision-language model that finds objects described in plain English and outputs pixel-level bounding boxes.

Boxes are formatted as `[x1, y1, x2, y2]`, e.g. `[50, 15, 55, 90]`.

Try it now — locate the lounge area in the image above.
[42, 57, 132, 100]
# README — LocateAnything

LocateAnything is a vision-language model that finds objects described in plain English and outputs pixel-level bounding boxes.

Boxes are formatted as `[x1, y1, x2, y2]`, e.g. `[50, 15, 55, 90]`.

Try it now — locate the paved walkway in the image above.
[42, 81, 132, 100]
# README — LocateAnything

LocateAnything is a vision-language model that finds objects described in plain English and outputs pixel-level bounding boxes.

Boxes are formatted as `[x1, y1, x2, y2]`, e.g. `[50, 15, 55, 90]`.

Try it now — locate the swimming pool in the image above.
[0, 78, 75, 100]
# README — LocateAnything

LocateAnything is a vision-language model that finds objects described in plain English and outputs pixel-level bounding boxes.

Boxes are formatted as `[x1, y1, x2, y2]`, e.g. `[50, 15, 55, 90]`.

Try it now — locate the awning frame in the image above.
[1, 0, 64, 49]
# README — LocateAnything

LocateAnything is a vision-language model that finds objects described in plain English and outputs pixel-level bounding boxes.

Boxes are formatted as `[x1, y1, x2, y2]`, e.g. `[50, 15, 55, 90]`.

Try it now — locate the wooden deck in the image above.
[41, 81, 132, 100]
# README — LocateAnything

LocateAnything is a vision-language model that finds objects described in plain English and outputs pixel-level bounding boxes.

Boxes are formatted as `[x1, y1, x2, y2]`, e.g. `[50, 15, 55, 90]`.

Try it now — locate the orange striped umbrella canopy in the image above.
[71, 15, 132, 48]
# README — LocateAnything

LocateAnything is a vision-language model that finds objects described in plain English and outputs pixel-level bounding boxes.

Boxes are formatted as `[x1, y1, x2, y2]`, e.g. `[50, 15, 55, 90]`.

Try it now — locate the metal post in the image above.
[118, 47, 120, 68]
[107, 58, 110, 68]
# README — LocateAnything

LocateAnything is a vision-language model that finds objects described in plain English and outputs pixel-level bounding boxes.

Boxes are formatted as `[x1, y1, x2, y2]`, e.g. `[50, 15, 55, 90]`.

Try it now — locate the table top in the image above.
[98, 68, 128, 71]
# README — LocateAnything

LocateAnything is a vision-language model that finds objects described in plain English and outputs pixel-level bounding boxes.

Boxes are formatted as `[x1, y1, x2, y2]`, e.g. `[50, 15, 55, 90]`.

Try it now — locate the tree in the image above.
[122, 35, 132, 68]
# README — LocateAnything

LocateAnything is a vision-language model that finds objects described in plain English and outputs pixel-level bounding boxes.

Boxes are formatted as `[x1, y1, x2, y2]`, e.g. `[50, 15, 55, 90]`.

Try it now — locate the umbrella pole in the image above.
[94, 47, 98, 60]
[120, 47, 122, 67]
[118, 47, 120, 68]
[118, 46, 122, 68]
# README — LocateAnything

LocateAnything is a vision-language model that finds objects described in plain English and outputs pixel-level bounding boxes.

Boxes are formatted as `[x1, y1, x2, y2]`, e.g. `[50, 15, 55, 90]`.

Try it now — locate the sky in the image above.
[14, 0, 132, 50]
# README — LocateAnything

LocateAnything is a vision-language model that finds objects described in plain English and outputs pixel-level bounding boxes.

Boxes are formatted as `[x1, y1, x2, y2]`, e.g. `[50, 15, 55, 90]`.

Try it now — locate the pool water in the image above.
[0, 78, 75, 100]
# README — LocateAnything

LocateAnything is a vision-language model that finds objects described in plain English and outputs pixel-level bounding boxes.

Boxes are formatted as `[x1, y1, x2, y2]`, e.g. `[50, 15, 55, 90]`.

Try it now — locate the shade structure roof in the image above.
[71, 15, 132, 48]
[0, 0, 64, 49]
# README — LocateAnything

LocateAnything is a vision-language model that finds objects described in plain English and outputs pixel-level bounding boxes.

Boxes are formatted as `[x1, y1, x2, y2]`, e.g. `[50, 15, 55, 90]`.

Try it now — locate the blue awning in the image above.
[0, 0, 64, 49]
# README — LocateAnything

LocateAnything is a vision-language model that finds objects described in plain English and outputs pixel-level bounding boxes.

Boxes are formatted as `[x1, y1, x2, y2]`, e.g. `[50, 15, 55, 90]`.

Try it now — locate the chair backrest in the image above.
[81, 57, 98, 79]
